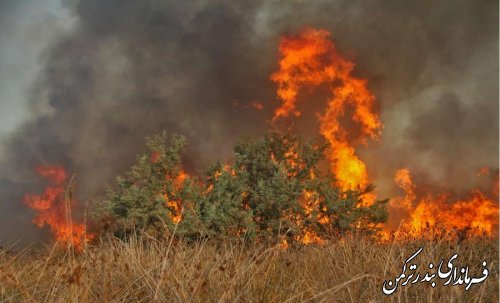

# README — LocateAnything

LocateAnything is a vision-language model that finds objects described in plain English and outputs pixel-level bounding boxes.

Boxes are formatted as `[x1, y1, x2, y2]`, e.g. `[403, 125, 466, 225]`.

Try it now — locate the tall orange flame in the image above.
[23, 166, 93, 250]
[271, 28, 381, 205]
[271, 28, 498, 240]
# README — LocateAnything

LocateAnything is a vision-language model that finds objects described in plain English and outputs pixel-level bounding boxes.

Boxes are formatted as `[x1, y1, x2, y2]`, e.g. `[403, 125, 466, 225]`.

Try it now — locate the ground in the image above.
[0, 235, 498, 302]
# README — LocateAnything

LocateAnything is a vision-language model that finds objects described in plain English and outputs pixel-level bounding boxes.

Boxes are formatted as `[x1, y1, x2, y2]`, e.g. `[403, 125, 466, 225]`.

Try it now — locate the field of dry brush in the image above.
[1, 233, 498, 303]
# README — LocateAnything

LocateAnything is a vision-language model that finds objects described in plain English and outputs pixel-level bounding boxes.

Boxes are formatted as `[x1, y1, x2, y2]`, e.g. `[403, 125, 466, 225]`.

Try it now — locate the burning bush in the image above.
[100, 133, 204, 238]
[99, 132, 388, 244]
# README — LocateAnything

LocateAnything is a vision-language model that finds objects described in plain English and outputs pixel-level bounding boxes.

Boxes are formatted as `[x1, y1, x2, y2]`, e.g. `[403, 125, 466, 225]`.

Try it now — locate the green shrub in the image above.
[100, 132, 388, 244]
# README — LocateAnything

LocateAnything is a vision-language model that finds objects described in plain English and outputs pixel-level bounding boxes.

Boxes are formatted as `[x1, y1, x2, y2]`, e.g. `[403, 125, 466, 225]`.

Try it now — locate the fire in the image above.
[150, 150, 189, 224]
[163, 170, 188, 224]
[299, 230, 325, 245]
[247, 102, 264, 111]
[391, 168, 415, 211]
[294, 189, 326, 245]
[269, 28, 383, 245]
[23, 166, 93, 250]
[409, 191, 498, 236]
[392, 168, 499, 237]
[20, 27, 497, 248]
[271, 28, 381, 206]
[476, 167, 490, 177]
[270, 28, 498, 241]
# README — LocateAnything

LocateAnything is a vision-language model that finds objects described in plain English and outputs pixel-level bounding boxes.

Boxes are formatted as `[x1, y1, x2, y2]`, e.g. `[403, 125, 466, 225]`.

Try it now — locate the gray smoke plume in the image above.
[0, 0, 497, 245]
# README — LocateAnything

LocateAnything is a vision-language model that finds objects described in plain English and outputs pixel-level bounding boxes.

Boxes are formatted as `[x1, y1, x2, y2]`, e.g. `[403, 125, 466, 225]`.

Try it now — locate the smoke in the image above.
[0, 0, 497, 244]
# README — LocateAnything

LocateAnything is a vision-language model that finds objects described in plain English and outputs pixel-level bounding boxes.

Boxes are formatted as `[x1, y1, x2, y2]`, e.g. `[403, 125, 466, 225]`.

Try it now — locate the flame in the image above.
[409, 191, 498, 236]
[391, 168, 415, 211]
[283, 144, 307, 178]
[271, 28, 498, 242]
[271, 28, 381, 206]
[247, 102, 264, 111]
[270, 27, 382, 245]
[299, 230, 325, 245]
[150, 150, 189, 224]
[21, 27, 497, 248]
[163, 170, 188, 224]
[276, 184, 330, 245]
[476, 167, 490, 177]
[391, 168, 499, 237]
[23, 166, 93, 250]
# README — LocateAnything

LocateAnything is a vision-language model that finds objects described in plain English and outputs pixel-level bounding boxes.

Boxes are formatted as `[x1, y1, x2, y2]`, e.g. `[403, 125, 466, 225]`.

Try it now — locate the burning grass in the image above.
[0, 232, 497, 302]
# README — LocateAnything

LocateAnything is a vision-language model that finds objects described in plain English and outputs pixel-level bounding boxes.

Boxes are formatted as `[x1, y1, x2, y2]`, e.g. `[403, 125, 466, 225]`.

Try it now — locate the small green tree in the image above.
[102, 132, 204, 238]
[198, 162, 256, 241]
[101, 131, 388, 243]
[199, 133, 388, 243]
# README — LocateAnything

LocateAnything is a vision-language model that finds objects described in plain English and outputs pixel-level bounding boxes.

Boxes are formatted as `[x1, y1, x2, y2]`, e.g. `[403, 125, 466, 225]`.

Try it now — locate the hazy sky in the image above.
[0, 0, 72, 137]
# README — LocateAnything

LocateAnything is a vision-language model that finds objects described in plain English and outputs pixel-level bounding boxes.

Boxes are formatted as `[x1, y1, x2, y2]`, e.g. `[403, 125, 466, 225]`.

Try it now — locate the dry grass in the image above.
[0, 234, 498, 303]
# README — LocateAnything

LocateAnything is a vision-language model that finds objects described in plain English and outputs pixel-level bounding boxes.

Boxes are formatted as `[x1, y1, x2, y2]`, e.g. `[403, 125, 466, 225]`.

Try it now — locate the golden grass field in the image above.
[1, 233, 498, 303]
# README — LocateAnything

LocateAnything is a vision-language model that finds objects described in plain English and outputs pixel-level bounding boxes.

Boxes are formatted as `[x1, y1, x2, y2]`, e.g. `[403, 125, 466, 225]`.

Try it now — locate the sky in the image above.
[0, 0, 74, 149]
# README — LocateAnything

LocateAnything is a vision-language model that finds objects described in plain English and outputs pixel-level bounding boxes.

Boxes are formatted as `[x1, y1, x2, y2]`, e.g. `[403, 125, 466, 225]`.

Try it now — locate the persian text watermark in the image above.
[382, 247, 490, 295]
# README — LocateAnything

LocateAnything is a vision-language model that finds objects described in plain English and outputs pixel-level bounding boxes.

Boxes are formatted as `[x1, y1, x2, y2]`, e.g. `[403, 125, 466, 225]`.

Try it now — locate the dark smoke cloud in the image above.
[0, 0, 497, 245]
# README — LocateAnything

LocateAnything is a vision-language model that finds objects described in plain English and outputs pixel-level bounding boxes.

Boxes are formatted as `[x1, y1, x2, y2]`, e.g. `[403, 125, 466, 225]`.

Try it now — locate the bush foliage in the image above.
[102, 132, 388, 244]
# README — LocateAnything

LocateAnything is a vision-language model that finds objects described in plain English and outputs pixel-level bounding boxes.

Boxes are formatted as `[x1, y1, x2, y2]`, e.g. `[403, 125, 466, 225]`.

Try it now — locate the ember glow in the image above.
[271, 28, 381, 206]
[23, 166, 93, 250]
